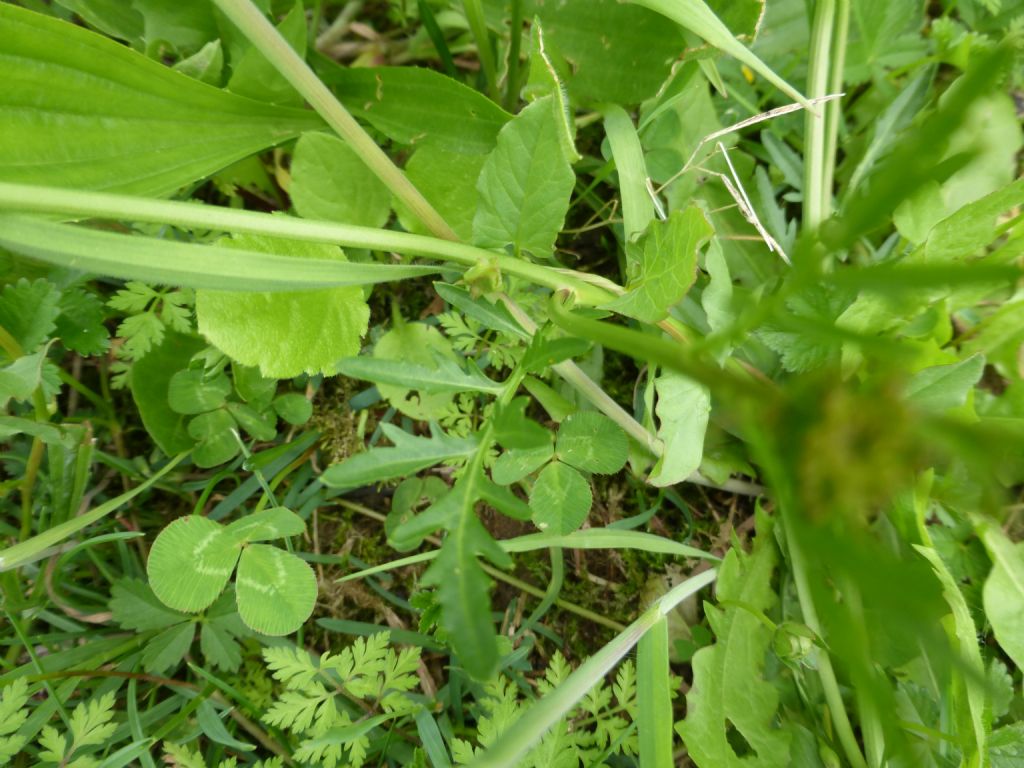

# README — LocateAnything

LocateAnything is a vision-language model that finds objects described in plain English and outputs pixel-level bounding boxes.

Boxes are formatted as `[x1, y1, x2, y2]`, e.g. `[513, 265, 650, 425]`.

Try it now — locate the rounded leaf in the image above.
[556, 411, 628, 474]
[529, 461, 592, 535]
[235, 544, 317, 635]
[147, 516, 238, 613]
[167, 369, 231, 415]
[223, 507, 306, 546]
[273, 392, 313, 425]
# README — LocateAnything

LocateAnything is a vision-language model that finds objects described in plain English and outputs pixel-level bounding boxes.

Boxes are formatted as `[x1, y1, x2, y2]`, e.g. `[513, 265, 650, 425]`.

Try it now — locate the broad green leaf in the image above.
[233, 364, 276, 409]
[110, 578, 188, 632]
[173, 39, 224, 85]
[314, 59, 511, 154]
[556, 412, 628, 475]
[196, 234, 369, 379]
[130, 333, 236, 455]
[624, 0, 810, 108]
[925, 177, 1024, 264]
[200, 610, 246, 672]
[336, 356, 503, 396]
[0, 344, 50, 409]
[53, 0, 143, 42]
[0, 278, 60, 357]
[976, 519, 1024, 670]
[147, 516, 239, 613]
[990, 723, 1024, 767]
[290, 132, 391, 228]
[606, 205, 713, 323]
[638, 616, 674, 768]
[223, 507, 305, 545]
[905, 355, 985, 413]
[54, 286, 109, 356]
[0, 3, 321, 196]
[371, 322, 459, 419]
[197, 700, 255, 753]
[648, 372, 710, 487]
[963, 301, 1024, 372]
[228, 0, 306, 106]
[0, 215, 441, 292]
[273, 393, 312, 425]
[522, 0, 686, 106]
[529, 461, 592, 535]
[235, 544, 316, 636]
[226, 401, 277, 441]
[320, 425, 479, 490]
[187, 409, 241, 468]
[142, 623, 195, 674]
[676, 519, 790, 766]
[398, 147, 488, 240]
[492, 397, 551, 449]
[167, 369, 232, 415]
[473, 96, 576, 261]
[492, 445, 554, 485]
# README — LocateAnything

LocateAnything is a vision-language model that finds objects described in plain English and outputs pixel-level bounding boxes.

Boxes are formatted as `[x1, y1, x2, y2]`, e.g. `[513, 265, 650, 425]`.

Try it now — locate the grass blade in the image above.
[637, 615, 673, 768]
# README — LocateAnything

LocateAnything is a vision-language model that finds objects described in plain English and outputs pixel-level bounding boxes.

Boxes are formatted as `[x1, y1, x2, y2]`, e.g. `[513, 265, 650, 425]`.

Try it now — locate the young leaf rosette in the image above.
[147, 507, 316, 636]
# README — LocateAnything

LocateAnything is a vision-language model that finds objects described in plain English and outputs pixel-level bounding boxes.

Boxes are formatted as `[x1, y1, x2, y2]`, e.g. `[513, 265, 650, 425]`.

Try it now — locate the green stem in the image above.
[0, 183, 613, 308]
[822, 0, 849, 210]
[213, 0, 458, 241]
[804, 0, 837, 230]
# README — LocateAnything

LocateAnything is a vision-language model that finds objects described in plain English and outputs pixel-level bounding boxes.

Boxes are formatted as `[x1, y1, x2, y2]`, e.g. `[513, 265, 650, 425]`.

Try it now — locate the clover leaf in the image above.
[147, 508, 315, 636]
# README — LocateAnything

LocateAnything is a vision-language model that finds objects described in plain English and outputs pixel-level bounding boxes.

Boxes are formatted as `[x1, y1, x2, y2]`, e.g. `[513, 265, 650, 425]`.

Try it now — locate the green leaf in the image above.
[129, 333, 204, 455]
[233, 364, 277, 409]
[990, 723, 1024, 767]
[53, 0, 143, 42]
[320, 424, 479, 490]
[676, 519, 791, 766]
[336, 355, 503, 396]
[110, 578, 188, 632]
[0, 3, 320, 196]
[147, 516, 239, 613]
[492, 444, 554, 485]
[637, 617, 674, 768]
[0, 679, 29, 762]
[0, 215, 440, 292]
[227, 401, 277, 442]
[228, 0, 306, 106]
[606, 205, 713, 323]
[54, 286, 109, 356]
[235, 544, 317, 636]
[188, 409, 242, 468]
[197, 700, 255, 753]
[167, 369, 232, 415]
[196, 234, 369, 379]
[523, 0, 686, 106]
[905, 355, 985, 413]
[473, 96, 576, 261]
[273, 393, 312, 425]
[624, 0, 810, 108]
[648, 372, 710, 487]
[925, 177, 1024, 263]
[0, 344, 50, 409]
[977, 520, 1024, 670]
[142, 622, 196, 674]
[314, 59, 511, 154]
[371, 322, 460, 419]
[556, 411, 628, 475]
[529, 462, 592, 535]
[200, 604, 247, 672]
[0, 278, 60, 357]
[222, 507, 306, 545]
[433, 283, 529, 340]
[397, 146, 488, 241]
[290, 132, 391, 228]
[603, 105, 655, 243]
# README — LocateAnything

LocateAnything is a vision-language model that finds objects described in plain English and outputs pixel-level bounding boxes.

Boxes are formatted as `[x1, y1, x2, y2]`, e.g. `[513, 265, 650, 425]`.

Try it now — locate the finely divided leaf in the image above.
[607, 206, 714, 323]
[196, 234, 369, 379]
[0, 3, 320, 196]
[474, 96, 576, 261]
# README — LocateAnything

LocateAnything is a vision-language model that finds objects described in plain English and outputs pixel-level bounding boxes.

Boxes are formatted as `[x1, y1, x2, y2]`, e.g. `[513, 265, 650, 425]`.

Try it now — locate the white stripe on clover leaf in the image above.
[235, 544, 317, 636]
[147, 516, 238, 613]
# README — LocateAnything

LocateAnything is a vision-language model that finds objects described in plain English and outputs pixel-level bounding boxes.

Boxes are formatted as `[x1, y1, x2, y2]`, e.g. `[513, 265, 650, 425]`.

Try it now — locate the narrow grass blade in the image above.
[0, 215, 440, 291]
[637, 615, 673, 768]
[469, 569, 717, 768]
[0, 453, 185, 572]
[603, 105, 656, 242]
[624, 0, 811, 109]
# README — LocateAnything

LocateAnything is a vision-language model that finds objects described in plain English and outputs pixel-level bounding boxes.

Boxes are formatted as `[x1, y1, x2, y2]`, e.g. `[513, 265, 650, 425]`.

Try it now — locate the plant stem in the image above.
[213, 0, 458, 241]
[804, 0, 837, 230]
[0, 183, 613, 308]
[822, 0, 849, 211]
[461, 0, 500, 101]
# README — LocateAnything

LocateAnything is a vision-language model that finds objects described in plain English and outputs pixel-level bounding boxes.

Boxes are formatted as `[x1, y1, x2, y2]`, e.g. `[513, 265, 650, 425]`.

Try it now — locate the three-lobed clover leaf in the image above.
[147, 507, 316, 636]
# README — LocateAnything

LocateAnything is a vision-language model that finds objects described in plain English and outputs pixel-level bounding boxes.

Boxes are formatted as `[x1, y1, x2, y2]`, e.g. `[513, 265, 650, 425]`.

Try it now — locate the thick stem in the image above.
[213, 0, 458, 240]
[822, 0, 849, 209]
[803, 0, 837, 230]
